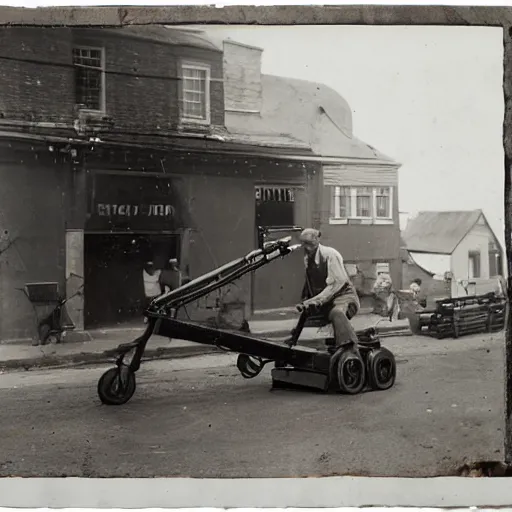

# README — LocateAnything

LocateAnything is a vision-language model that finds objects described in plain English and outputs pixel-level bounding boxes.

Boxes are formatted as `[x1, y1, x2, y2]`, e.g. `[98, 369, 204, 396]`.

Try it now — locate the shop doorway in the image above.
[252, 186, 304, 311]
[84, 233, 180, 329]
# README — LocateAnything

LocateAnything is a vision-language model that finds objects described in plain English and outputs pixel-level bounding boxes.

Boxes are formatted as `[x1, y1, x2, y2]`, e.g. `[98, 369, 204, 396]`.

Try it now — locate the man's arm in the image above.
[304, 250, 349, 306]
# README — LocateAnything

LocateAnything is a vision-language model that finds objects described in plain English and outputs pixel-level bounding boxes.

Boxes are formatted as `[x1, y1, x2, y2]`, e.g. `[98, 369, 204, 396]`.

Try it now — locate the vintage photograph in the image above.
[0, 23, 507, 478]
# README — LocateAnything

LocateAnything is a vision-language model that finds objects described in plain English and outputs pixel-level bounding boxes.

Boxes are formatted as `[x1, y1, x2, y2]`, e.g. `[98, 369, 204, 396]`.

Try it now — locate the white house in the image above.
[401, 210, 505, 298]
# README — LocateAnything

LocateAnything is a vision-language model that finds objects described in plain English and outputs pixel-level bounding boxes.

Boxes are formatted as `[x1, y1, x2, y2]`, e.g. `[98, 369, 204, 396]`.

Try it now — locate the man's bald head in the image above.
[300, 228, 321, 255]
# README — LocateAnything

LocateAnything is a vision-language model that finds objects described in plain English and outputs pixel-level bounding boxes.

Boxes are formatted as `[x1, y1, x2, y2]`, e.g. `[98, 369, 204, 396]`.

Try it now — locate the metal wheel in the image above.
[336, 349, 366, 395]
[237, 354, 265, 379]
[367, 348, 396, 391]
[97, 367, 136, 405]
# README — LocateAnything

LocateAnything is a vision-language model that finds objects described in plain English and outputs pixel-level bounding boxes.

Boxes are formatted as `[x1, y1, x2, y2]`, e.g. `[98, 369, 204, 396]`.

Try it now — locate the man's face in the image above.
[301, 239, 319, 256]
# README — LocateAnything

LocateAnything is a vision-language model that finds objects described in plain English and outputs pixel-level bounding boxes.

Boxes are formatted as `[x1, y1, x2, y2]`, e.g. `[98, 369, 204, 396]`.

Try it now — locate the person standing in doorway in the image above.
[142, 261, 162, 308]
[159, 258, 182, 294]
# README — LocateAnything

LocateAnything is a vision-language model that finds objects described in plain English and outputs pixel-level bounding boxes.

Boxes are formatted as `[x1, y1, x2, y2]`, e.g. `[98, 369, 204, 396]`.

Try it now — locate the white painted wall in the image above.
[450, 220, 494, 296]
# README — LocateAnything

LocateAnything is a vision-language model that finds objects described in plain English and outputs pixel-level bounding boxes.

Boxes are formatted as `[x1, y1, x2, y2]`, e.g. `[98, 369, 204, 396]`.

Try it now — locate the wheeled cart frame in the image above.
[97, 227, 397, 405]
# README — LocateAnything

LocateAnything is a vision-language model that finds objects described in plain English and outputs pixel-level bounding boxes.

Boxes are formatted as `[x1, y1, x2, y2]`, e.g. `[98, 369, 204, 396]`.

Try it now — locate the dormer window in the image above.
[179, 61, 211, 125]
[72, 46, 106, 112]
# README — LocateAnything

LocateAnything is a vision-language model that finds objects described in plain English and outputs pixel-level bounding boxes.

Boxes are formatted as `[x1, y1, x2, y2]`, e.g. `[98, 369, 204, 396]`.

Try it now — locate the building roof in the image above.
[99, 26, 221, 52]
[401, 210, 485, 254]
[226, 73, 399, 166]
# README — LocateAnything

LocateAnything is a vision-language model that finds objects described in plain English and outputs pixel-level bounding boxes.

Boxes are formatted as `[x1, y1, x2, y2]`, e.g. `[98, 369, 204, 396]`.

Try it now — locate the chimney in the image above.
[223, 39, 263, 114]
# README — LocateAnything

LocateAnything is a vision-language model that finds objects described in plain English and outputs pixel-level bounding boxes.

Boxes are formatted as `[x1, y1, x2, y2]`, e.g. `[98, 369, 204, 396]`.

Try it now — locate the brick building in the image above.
[0, 26, 321, 340]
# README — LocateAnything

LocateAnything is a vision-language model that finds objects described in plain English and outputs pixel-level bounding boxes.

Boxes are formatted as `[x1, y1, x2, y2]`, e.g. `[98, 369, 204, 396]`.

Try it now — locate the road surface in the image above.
[0, 332, 505, 478]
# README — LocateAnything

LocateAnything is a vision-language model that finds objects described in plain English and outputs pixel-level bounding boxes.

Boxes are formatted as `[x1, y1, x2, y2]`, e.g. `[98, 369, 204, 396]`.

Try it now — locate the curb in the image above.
[0, 344, 222, 373]
[0, 326, 412, 373]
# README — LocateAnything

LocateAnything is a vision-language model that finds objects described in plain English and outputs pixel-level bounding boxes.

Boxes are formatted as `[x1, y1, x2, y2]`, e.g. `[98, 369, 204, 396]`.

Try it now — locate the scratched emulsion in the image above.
[0, 5, 510, 483]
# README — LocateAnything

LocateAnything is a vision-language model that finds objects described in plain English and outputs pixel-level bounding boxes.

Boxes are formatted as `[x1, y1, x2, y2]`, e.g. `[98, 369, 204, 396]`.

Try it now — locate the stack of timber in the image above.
[426, 292, 507, 340]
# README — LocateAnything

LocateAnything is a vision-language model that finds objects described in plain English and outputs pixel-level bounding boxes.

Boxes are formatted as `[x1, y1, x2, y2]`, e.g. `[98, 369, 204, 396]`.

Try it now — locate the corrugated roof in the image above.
[402, 210, 483, 254]
[226, 73, 399, 165]
[100, 26, 221, 52]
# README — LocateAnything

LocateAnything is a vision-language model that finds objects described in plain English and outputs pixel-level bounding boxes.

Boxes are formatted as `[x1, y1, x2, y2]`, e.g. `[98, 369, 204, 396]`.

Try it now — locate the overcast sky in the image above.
[193, 25, 505, 247]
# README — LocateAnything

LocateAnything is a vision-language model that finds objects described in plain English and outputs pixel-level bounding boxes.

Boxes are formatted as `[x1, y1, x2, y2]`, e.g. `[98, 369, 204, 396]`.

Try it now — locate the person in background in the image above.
[142, 261, 162, 308]
[296, 228, 360, 352]
[372, 270, 393, 316]
[159, 258, 182, 293]
[409, 278, 422, 298]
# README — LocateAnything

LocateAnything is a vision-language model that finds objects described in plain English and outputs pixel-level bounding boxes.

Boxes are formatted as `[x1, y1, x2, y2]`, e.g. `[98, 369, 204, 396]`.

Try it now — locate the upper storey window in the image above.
[73, 46, 105, 112]
[331, 186, 393, 225]
[179, 61, 211, 125]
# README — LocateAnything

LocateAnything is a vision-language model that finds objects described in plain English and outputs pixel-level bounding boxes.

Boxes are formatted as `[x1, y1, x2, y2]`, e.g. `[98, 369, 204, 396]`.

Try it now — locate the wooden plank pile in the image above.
[425, 292, 507, 340]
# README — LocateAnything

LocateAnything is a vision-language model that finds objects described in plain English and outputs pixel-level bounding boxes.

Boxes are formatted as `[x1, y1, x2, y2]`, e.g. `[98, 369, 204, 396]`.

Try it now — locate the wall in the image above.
[74, 29, 225, 131]
[223, 40, 262, 113]
[0, 141, 67, 341]
[178, 157, 319, 313]
[0, 27, 225, 131]
[451, 222, 492, 281]
[81, 149, 318, 324]
[0, 27, 74, 123]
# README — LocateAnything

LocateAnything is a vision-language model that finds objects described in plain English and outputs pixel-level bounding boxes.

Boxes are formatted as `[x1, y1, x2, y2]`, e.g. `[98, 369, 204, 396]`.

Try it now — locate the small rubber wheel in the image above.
[38, 324, 51, 345]
[97, 367, 136, 406]
[48, 333, 61, 344]
[236, 354, 264, 379]
[367, 348, 396, 391]
[336, 350, 366, 395]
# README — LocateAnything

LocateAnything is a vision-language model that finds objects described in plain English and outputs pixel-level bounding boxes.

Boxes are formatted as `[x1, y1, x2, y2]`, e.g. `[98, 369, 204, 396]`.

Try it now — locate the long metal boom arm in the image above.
[148, 235, 301, 313]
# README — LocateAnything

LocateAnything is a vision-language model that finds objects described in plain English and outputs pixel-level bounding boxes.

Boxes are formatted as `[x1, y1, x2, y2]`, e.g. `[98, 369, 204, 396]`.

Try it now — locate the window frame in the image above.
[468, 250, 481, 279]
[330, 185, 394, 225]
[72, 45, 106, 114]
[178, 60, 211, 126]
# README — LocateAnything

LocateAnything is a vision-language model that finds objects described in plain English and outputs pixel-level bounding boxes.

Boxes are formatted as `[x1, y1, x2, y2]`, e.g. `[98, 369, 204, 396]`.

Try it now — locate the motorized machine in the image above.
[97, 227, 397, 405]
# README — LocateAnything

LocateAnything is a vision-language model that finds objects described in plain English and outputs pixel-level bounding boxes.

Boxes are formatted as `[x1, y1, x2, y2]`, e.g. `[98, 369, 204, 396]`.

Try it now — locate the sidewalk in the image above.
[0, 314, 411, 372]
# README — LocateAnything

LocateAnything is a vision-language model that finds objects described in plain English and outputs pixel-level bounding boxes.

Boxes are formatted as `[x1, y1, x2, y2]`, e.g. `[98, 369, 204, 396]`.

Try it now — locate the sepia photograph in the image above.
[0, 21, 507, 480]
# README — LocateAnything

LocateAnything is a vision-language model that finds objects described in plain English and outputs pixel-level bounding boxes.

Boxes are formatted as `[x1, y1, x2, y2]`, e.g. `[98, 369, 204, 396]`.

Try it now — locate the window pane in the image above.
[75, 67, 102, 110]
[376, 196, 389, 217]
[376, 187, 391, 218]
[356, 196, 371, 217]
[182, 67, 208, 120]
[339, 194, 349, 217]
[73, 47, 103, 110]
[333, 186, 350, 217]
[73, 48, 102, 69]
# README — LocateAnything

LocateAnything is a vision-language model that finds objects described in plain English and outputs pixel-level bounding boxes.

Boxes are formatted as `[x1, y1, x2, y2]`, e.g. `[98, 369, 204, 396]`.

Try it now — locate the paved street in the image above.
[0, 332, 505, 478]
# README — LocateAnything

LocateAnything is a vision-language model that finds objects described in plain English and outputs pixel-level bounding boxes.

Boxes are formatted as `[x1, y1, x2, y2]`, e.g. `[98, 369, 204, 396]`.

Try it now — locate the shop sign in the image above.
[87, 173, 183, 232]
[96, 203, 176, 217]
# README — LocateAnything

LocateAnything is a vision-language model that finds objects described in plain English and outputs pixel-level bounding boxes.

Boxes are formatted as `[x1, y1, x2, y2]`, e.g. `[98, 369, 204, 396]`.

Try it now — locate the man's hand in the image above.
[296, 299, 322, 313]
[296, 303, 307, 313]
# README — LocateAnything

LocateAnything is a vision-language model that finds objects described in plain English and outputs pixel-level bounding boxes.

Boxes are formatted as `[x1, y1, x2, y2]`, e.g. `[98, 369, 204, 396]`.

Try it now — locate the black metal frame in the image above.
[18, 282, 82, 344]
[100, 226, 393, 400]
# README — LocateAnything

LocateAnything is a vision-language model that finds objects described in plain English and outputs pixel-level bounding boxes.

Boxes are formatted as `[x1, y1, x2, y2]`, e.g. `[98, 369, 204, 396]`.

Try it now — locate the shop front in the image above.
[83, 170, 188, 329]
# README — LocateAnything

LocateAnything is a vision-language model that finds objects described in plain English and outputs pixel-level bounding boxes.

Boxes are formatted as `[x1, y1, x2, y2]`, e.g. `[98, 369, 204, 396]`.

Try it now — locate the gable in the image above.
[402, 210, 482, 254]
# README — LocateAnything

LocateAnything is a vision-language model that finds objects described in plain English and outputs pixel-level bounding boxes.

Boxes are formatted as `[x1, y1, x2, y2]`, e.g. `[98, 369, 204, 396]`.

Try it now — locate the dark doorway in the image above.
[252, 186, 303, 311]
[84, 233, 180, 329]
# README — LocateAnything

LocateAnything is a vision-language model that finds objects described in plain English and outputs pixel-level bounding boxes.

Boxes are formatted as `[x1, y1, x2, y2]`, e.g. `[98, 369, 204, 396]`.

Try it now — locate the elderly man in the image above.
[297, 228, 361, 350]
